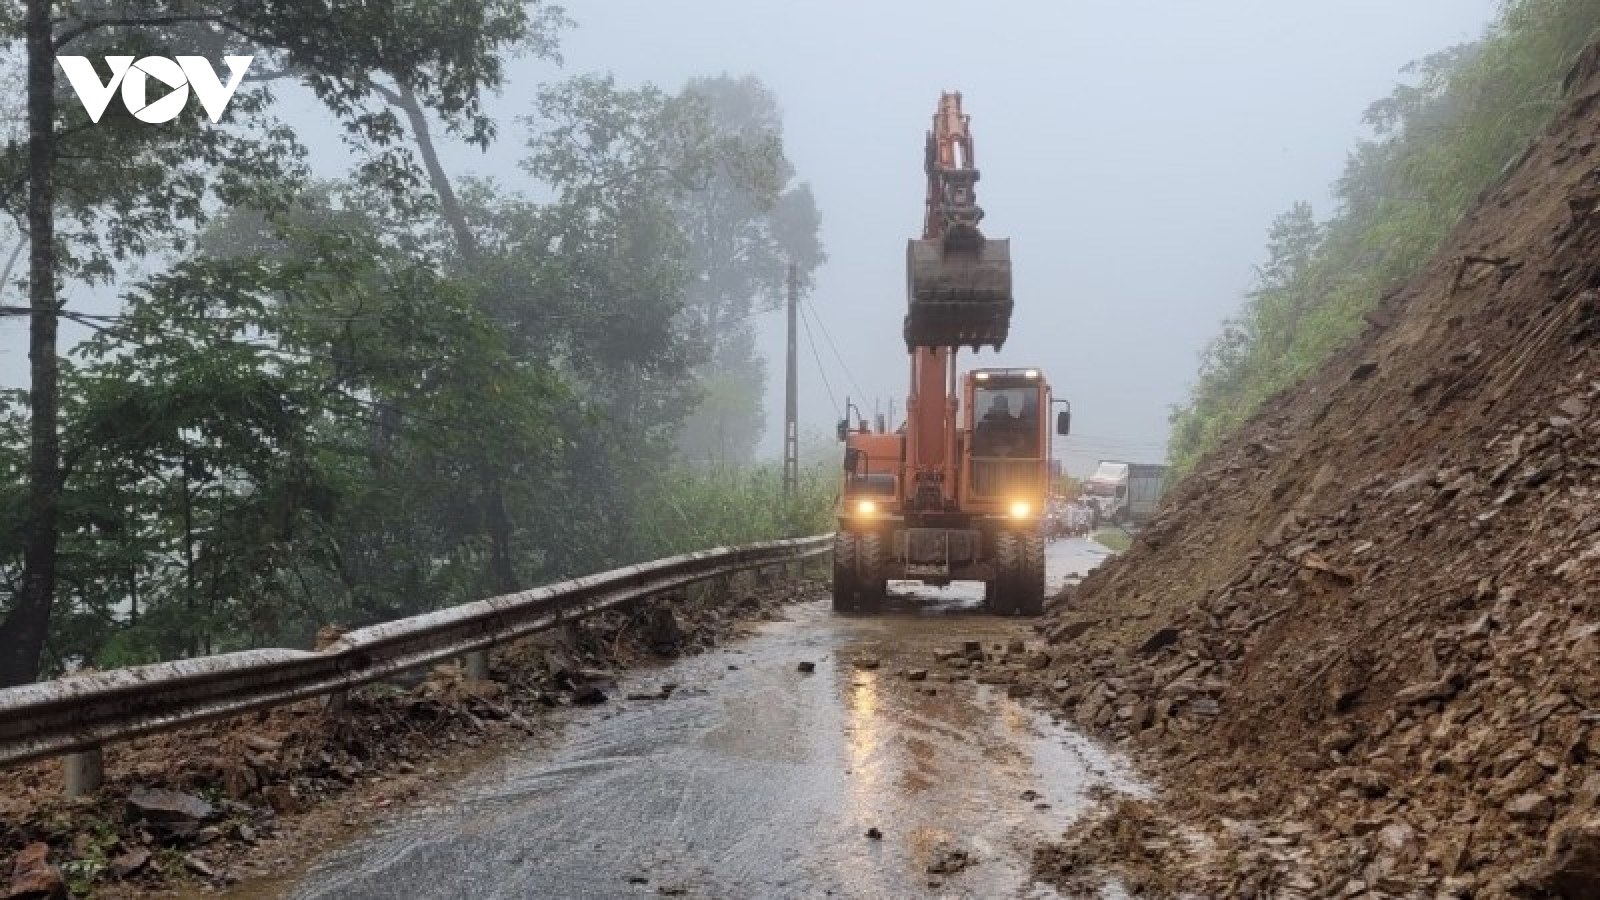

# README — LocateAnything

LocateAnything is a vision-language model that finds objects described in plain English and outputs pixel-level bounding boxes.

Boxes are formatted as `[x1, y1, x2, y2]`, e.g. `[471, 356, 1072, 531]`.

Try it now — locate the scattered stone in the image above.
[1506, 792, 1552, 821]
[855, 657, 881, 670]
[571, 684, 608, 705]
[906, 669, 928, 681]
[109, 848, 151, 880]
[1050, 620, 1101, 642]
[1394, 676, 1460, 705]
[962, 640, 984, 661]
[6, 843, 64, 899]
[927, 845, 974, 875]
[260, 785, 302, 816]
[242, 734, 282, 754]
[797, 661, 816, 673]
[1138, 628, 1180, 654]
[181, 855, 216, 878]
[640, 606, 683, 655]
[126, 786, 215, 829]
[866, 827, 883, 840]
[1320, 727, 1360, 755]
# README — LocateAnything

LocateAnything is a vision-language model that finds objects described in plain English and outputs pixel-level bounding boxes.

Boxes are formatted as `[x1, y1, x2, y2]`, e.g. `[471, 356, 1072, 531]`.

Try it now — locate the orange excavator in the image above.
[833, 92, 1070, 616]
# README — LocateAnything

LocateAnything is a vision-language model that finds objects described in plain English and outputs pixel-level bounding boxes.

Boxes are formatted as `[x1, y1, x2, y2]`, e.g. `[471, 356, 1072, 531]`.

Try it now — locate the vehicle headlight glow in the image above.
[1023, 369, 1039, 378]
[856, 499, 877, 515]
[1009, 501, 1031, 519]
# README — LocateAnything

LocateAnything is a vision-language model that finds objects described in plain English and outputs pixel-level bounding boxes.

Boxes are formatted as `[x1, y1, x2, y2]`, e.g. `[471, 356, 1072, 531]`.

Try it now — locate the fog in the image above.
[0, 1, 1499, 475]
[558, 0, 1500, 475]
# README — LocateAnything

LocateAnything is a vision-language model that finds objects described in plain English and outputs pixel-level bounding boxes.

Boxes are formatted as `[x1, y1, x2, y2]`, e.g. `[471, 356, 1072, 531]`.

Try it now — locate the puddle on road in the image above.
[229, 540, 1144, 900]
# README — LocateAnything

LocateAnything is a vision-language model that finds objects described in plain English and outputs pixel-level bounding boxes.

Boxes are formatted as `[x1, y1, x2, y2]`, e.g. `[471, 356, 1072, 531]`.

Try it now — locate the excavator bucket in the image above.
[904, 236, 1013, 351]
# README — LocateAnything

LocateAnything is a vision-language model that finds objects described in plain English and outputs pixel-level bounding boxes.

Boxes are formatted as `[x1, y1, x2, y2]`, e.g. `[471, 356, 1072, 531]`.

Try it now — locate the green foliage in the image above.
[1092, 528, 1131, 554]
[526, 73, 825, 465]
[626, 462, 836, 561]
[1168, 0, 1600, 475]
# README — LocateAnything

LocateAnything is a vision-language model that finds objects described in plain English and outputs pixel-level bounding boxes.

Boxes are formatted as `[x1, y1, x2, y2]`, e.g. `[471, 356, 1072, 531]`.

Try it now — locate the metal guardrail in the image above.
[0, 534, 832, 776]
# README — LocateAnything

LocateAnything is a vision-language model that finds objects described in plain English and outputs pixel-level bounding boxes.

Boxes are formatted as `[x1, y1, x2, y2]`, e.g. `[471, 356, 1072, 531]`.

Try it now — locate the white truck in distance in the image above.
[1081, 460, 1169, 526]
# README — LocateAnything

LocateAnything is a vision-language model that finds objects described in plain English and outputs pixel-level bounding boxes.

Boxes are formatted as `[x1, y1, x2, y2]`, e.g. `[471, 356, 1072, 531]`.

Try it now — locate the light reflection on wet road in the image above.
[275, 538, 1138, 899]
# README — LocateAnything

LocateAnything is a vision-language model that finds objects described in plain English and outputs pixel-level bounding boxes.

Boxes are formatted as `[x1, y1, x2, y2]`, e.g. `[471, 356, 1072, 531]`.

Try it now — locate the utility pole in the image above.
[783, 263, 800, 497]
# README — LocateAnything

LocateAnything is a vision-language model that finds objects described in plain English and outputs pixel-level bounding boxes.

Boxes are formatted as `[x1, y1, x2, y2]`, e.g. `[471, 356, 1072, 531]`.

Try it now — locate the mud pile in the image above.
[1036, 43, 1600, 900]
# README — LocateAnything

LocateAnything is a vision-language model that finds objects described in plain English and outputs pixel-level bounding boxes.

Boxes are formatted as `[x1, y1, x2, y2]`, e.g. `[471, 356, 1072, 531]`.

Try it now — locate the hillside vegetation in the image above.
[1169, 0, 1600, 473]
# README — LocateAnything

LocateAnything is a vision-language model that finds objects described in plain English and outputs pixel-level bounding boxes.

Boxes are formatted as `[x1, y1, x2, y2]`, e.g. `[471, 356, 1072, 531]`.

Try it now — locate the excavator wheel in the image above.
[904, 238, 1013, 350]
[855, 532, 889, 612]
[993, 531, 1045, 616]
[832, 532, 859, 613]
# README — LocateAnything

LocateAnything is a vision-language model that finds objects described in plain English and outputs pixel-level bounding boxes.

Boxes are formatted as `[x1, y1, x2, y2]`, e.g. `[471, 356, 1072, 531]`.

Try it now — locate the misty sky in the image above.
[1, 1, 1500, 476]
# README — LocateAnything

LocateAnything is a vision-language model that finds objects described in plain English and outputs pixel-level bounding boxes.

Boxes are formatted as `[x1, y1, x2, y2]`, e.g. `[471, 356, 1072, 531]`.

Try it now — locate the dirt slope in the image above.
[1036, 42, 1600, 899]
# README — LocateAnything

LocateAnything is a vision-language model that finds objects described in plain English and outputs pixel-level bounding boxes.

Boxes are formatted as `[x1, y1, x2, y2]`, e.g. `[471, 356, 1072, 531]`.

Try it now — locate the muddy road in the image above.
[264, 538, 1136, 900]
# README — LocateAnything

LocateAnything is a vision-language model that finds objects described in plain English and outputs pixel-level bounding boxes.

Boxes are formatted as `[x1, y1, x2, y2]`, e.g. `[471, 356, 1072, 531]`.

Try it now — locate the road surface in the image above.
[269, 538, 1135, 899]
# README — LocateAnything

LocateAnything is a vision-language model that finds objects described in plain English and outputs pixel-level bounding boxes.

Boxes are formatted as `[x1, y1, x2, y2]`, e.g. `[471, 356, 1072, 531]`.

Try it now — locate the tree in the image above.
[668, 75, 825, 464]
[0, 0, 564, 686]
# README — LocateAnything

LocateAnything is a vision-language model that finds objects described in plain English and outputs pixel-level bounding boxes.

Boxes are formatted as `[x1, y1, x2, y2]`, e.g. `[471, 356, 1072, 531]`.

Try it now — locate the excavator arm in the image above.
[904, 92, 1014, 351]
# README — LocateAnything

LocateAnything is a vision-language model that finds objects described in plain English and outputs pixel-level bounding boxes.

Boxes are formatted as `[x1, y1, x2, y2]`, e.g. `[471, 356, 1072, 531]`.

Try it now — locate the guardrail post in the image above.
[63, 747, 103, 798]
[464, 649, 490, 681]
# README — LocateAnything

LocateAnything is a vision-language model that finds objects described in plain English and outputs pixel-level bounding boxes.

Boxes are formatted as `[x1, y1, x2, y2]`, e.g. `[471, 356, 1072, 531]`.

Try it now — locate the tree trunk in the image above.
[386, 84, 478, 259]
[0, 0, 60, 687]
[382, 83, 520, 595]
[485, 480, 518, 596]
[181, 466, 198, 656]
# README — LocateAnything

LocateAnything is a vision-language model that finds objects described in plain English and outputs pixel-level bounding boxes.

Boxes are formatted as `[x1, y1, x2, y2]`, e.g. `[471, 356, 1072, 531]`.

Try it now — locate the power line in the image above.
[796, 302, 840, 418]
[802, 297, 867, 402]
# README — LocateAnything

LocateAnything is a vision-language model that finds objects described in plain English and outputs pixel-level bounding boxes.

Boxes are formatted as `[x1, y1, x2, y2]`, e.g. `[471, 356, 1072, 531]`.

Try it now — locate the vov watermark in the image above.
[57, 56, 253, 124]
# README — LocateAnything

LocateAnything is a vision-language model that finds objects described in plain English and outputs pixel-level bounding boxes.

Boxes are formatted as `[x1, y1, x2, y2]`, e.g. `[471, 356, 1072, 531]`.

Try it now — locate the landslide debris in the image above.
[1034, 41, 1600, 900]
[0, 573, 819, 896]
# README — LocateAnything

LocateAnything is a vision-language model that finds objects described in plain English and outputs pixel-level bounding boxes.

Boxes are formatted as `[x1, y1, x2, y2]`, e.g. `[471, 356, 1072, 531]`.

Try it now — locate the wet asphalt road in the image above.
[276, 538, 1137, 900]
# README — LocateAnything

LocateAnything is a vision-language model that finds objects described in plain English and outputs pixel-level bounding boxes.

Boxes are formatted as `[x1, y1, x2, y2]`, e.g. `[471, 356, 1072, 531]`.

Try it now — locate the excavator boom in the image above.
[904, 92, 1014, 351]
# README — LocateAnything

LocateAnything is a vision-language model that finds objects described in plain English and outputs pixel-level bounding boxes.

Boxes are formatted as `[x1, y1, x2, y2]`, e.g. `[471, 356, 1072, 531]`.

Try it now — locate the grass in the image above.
[1092, 528, 1132, 553]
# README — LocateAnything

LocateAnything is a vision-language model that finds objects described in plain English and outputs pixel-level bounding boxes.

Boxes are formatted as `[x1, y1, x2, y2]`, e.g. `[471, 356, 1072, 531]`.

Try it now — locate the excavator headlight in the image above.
[974, 372, 990, 381]
[1023, 369, 1039, 379]
[1009, 501, 1032, 519]
[856, 499, 878, 516]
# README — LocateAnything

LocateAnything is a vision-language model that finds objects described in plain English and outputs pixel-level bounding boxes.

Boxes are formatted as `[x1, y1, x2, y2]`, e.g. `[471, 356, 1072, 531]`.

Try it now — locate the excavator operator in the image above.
[976, 393, 1027, 458]
[983, 394, 1013, 422]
